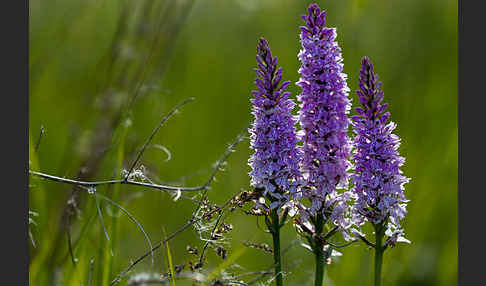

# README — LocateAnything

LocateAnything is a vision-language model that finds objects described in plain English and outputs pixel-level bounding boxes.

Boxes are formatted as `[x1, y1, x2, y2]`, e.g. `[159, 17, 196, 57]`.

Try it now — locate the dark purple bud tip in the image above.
[256, 37, 273, 68]
[304, 3, 327, 30]
[356, 56, 387, 121]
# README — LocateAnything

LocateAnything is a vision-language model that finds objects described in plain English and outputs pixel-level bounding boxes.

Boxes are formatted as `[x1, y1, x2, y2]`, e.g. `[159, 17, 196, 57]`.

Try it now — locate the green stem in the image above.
[314, 214, 325, 286]
[270, 209, 283, 286]
[374, 223, 385, 286]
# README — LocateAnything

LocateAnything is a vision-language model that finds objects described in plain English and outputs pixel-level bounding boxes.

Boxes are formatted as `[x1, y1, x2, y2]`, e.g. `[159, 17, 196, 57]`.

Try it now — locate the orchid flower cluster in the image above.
[351, 57, 411, 246]
[247, 3, 410, 286]
[248, 38, 302, 211]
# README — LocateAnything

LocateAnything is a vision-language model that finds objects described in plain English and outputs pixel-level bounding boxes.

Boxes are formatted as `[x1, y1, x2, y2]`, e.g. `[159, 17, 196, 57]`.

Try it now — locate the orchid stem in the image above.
[270, 209, 283, 286]
[314, 213, 325, 286]
[374, 223, 385, 286]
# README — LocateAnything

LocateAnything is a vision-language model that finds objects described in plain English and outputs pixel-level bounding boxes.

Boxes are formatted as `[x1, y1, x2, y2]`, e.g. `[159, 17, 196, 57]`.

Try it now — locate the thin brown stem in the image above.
[124, 97, 195, 180]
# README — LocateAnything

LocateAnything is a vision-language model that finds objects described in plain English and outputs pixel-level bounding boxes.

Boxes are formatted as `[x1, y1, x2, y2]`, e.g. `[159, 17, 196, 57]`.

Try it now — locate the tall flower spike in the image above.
[351, 56, 410, 245]
[296, 3, 352, 224]
[248, 37, 301, 210]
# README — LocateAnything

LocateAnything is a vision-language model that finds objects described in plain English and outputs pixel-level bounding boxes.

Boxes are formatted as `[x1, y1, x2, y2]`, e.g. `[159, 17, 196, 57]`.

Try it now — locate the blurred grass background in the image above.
[29, 0, 457, 285]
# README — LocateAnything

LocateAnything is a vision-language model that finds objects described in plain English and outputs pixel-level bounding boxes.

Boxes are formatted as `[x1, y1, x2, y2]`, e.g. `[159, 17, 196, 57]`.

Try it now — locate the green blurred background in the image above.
[29, 0, 457, 285]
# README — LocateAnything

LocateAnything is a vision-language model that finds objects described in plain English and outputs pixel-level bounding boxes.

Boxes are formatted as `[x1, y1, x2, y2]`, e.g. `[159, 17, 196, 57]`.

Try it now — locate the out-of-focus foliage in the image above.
[29, 0, 457, 285]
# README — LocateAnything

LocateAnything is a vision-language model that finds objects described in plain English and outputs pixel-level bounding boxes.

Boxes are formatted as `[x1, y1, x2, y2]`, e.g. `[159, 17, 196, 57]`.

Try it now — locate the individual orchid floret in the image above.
[351, 56, 410, 244]
[248, 37, 302, 210]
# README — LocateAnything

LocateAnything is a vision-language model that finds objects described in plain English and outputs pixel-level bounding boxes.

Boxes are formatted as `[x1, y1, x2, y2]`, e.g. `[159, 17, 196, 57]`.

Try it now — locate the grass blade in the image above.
[163, 228, 177, 286]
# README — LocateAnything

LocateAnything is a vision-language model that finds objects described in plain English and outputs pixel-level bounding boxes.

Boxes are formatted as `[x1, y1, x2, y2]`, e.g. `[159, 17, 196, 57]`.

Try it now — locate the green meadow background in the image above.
[29, 0, 457, 285]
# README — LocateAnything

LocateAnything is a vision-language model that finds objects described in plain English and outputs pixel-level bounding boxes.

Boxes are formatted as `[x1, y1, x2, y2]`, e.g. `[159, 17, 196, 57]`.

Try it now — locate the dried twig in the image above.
[124, 97, 195, 180]
[35, 125, 45, 151]
[30, 171, 214, 192]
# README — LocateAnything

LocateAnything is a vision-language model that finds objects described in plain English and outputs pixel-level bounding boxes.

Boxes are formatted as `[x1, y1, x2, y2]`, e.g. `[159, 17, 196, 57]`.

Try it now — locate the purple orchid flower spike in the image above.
[351, 56, 410, 286]
[296, 3, 352, 226]
[248, 37, 302, 211]
[351, 56, 410, 244]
